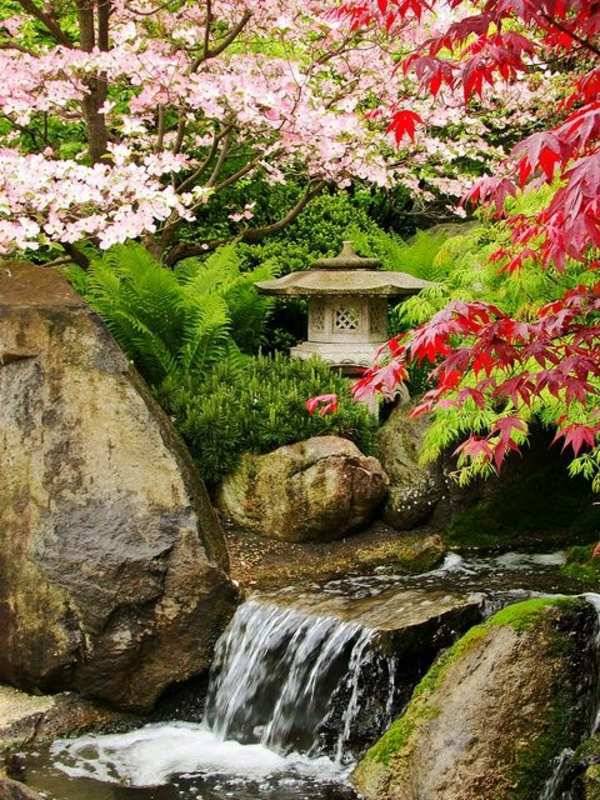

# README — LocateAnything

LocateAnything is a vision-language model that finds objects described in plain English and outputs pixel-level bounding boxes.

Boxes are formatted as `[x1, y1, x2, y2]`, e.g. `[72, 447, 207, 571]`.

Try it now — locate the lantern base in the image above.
[290, 340, 386, 374]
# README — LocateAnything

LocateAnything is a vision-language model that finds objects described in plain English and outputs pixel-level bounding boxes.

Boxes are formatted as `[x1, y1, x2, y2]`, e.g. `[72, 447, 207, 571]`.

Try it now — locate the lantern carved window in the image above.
[334, 305, 360, 331]
[311, 301, 326, 332]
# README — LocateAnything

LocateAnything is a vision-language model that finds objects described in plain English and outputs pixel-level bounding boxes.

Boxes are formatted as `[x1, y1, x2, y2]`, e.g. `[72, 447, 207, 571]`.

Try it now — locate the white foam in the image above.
[50, 722, 342, 788]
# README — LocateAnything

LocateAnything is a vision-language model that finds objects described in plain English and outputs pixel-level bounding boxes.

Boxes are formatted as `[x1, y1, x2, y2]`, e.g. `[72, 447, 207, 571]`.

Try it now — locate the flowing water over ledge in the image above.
[20, 550, 596, 800]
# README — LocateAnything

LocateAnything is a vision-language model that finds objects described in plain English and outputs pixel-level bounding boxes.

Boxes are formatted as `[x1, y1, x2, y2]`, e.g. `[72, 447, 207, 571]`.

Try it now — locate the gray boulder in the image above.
[0, 262, 239, 711]
[217, 436, 388, 542]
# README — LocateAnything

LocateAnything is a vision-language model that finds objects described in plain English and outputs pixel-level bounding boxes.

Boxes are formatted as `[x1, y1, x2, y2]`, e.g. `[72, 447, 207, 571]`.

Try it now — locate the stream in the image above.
[20, 550, 598, 800]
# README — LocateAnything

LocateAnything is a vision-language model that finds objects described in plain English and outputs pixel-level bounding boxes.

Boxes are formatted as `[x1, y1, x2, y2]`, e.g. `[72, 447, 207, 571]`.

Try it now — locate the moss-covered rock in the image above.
[217, 436, 388, 542]
[0, 263, 239, 711]
[584, 764, 600, 800]
[569, 734, 600, 799]
[376, 407, 443, 531]
[353, 532, 446, 574]
[353, 597, 597, 800]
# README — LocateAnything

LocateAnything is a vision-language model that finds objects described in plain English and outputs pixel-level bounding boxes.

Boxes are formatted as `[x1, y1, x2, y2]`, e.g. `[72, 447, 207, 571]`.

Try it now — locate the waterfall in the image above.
[205, 598, 398, 765]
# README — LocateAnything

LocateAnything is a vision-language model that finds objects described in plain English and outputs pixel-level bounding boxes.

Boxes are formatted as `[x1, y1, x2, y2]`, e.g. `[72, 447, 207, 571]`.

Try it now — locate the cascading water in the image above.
[20, 549, 596, 800]
[205, 598, 399, 764]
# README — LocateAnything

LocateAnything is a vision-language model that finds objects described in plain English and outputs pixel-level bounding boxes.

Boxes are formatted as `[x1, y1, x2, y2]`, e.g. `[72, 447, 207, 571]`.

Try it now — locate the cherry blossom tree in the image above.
[311, 0, 600, 489]
[0, 0, 561, 265]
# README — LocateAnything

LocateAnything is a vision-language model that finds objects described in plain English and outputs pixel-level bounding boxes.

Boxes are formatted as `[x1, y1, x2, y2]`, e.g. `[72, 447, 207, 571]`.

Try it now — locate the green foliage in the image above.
[69, 242, 274, 390]
[386, 187, 599, 486]
[349, 223, 452, 280]
[69, 243, 376, 485]
[166, 354, 378, 484]
[237, 191, 383, 275]
[399, 187, 596, 331]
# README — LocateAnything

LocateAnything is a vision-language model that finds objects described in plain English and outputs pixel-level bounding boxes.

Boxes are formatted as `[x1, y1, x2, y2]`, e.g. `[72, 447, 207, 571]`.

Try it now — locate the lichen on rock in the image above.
[0, 262, 239, 711]
[375, 406, 443, 531]
[217, 435, 389, 542]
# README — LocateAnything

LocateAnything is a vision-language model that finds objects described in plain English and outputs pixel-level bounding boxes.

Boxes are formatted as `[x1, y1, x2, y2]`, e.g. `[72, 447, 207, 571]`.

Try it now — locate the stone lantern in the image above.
[257, 241, 431, 375]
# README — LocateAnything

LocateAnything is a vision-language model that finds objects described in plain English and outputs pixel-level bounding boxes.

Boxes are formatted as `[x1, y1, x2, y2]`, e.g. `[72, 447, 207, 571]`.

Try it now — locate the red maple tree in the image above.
[311, 0, 600, 485]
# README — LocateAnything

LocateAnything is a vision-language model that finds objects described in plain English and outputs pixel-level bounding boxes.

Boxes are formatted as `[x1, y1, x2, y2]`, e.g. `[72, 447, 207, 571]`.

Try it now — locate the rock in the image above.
[376, 407, 443, 530]
[217, 436, 388, 542]
[0, 262, 239, 711]
[353, 532, 446, 575]
[353, 597, 597, 800]
[0, 779, 43, 800]
[0, 684, 134, 760]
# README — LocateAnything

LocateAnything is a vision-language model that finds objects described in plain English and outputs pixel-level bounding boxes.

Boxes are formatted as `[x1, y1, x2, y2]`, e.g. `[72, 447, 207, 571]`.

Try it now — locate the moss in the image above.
[359, 597, 575, 770]
[575, 734, 600, 763]
[510, 692, 575, 800]
[508, 599, 591, 800]
[572, 736, 600, 800]
[561, 545, 600, 592]
[355, 534, 446, 575]
[585, 764, 600, 800]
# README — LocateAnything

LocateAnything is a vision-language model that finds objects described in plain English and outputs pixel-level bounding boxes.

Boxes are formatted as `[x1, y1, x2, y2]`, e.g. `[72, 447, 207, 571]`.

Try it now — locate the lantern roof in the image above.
[256, 241, 431, 297]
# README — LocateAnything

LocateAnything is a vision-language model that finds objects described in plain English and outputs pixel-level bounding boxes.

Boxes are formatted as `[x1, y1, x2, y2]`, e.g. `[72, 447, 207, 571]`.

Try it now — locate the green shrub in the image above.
[68, 243, 377, 485]
[166, 354, 379, 484]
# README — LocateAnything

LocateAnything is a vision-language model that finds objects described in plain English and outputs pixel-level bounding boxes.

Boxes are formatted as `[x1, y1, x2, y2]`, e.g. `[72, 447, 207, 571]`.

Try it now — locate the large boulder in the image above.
[217, 436, 388, 542]
[376, 406, 443, 530]
[353, 597, 597, 800]
[0, 262, 239, 711]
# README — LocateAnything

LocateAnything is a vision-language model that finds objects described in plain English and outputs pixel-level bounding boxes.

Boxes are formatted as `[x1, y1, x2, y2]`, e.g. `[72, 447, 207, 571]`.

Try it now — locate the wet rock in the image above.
[0, 262, 239, 711]
[0, 779, 43, 800]
[0, 684, 135, 761]
[375, 407, 443, 530]
[353, 597, 597, 800]
[353, 532, 446, 575]
[217, 436, 388, 542]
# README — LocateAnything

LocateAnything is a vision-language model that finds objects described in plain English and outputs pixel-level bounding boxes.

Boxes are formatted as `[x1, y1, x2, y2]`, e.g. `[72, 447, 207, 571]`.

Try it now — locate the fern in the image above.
[69, 242, 273, 392]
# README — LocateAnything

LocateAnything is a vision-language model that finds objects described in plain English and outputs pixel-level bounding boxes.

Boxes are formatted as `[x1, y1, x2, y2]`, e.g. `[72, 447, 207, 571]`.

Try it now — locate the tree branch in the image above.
[203, 0, 212, 59]
[164, 180, 327, 265]
[176, 124, 232, 191]
[206, 131, 232, 186]
[191, 10, 252, 71]
[155, 105, 166, 152]
[61, 242, 90, 269]
[241, 180, 326, 243]
[539, 12, 600, 58]
[15, 0, 73, 47]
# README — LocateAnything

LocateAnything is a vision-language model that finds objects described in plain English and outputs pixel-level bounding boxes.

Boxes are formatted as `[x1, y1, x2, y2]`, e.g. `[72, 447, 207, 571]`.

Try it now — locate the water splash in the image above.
[205, 599, 398, 764]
